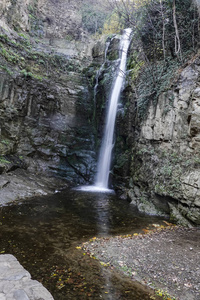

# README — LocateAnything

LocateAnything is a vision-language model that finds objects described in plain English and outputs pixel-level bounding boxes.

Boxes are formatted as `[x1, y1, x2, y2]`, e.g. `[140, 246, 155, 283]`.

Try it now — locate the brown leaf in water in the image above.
[142, 229, 150, 234]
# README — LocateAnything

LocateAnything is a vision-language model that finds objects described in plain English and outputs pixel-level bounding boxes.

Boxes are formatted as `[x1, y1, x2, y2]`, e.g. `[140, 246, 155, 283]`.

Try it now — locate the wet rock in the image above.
[169, 203, 193, 227]
[92, 40, 105, 60]
[121, 57, 200, 225]
[0, 254, 54, 300]
[0, 67, 96, 184]
[0, 168, 68, 206]
[128, 188, 167, 217]
[0, 179, 9, 189]
[107, 37, 120, 60]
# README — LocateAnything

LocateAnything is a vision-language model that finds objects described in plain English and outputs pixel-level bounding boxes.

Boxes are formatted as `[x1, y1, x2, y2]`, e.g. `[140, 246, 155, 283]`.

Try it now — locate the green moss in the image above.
[0, 64, 13, 75]
[136, 58, 183, 119]
[18, 33, 29, 40]
[0, 156, 11, 164]
[1, 140, 10, 145]
[20, 69, 43, 80]
[127, 51, 144, 81]
[155, 184, 168, 195]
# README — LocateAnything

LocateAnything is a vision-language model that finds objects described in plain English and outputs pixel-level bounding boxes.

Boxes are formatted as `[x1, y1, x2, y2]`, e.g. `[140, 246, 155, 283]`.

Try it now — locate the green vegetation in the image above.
[1, 140, 10, 145]
[153, 288, 176, 300]
[127, 51, 144, 81]
[20, 69, 43, 80]
[110, 0, 199, 118]
[27, 0, 44, 37]
[0, 41, 26, 66]
[18, 32, 29, 40]
[0, 64, 13, 75]
[102, 11, 122, 34]
[81, 2, 111, 34]
[135, 57, 182, 118]
[0, 156, 11, 164]
[0, 31, 82, 80]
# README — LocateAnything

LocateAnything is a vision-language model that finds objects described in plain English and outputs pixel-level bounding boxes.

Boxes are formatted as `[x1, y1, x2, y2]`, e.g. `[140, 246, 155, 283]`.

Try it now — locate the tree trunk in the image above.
[172, 0, 182, 60]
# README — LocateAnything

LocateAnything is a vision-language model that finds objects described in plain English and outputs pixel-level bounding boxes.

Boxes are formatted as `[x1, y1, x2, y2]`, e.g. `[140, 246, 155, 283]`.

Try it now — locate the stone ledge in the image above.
[0, 254, 54, 300]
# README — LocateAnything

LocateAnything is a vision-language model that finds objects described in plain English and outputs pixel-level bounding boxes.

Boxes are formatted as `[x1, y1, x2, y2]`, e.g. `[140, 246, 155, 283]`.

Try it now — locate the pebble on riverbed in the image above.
[82, 227, 200, 300]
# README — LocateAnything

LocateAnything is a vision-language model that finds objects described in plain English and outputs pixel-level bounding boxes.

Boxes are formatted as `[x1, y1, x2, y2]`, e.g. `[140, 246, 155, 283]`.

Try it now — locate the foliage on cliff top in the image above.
[0, 31, 82, 79]
[110, 0, 200, 118]
[81, 1, 111, 34]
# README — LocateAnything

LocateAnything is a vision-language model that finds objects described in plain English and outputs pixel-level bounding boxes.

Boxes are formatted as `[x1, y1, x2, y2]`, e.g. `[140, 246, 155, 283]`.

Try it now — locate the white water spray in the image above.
[95, 28, 132, 190]
[76, 28, 132, 193]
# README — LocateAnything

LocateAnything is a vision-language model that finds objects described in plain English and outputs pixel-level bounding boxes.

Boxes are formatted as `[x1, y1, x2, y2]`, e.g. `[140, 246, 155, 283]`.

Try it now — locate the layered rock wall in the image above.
[126, 57, 200, 225]
[0, 0, 99, 186]
[0, 68, 96, 184]
[0, 0, 30, 32]
[0, 0, 83, 38]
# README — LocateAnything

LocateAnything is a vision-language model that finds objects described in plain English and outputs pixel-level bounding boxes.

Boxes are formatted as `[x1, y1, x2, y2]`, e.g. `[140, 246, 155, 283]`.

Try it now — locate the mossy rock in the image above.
[0, 139, 14, 155]
[107, 37, 120, 61]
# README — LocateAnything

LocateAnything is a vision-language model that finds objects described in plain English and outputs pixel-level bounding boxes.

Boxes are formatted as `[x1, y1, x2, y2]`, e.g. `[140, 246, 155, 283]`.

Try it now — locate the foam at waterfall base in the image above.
[75, 185, 114, 193]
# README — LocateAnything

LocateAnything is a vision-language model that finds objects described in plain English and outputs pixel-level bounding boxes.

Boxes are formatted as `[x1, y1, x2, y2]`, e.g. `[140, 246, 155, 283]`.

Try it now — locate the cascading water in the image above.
[77, 28, 132, 192]
[95, 28, 132, 190]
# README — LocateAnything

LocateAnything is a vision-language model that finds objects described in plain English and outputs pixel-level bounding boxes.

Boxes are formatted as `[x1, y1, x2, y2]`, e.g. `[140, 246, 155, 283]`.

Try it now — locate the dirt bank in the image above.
[82, 227, 200, 300]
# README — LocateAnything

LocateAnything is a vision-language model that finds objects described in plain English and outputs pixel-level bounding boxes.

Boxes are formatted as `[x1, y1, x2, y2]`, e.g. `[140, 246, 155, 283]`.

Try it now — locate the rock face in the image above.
[0, 254, 54, 300]
[0, 0, 83, 38]
[0, 0, 30, 32]
[0, 0, 99, 188]
[122, 57, 200, 225]
[0, 68, 96, 185]
[0, 169, 68, 205]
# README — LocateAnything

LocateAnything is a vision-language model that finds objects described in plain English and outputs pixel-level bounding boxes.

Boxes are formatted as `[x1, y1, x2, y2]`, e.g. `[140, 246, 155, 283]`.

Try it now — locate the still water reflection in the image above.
[0, 189, 165, 299]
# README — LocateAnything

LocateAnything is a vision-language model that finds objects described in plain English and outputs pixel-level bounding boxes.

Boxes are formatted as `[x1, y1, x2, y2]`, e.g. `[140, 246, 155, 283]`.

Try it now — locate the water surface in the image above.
[0, 189, 166, 299]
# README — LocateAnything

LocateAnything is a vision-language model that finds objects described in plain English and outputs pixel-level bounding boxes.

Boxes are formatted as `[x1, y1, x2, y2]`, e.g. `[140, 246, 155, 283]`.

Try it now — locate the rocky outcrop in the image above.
[0, 0, 111, 202]
[0, 0, 83, 39]
[0, 169, 68, 205]
[125, 57, 200, 225]
[0, 0, 95, 57]
[0, 254, 54, 299]
[0, 0, 30, 32]
[0, 68, 96, 185]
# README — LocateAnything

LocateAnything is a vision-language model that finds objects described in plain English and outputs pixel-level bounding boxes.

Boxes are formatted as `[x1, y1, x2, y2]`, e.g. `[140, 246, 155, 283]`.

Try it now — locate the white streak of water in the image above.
[95, 28, 132, 190]
[77, 28, 132, 193]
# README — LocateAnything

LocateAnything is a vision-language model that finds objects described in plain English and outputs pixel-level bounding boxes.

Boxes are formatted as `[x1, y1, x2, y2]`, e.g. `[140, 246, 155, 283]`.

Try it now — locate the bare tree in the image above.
[172, 0, 182, 60]
[159, 0, 166, 60]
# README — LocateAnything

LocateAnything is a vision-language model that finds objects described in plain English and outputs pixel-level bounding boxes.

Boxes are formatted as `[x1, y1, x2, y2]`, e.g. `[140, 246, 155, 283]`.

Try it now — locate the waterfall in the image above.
[76, 28, 132, 193]
[95, 28, 132, 190]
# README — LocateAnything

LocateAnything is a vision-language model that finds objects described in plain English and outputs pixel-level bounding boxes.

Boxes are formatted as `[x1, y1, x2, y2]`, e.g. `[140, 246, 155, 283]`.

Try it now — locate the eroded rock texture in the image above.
[0, 69, 96, 184]
[0, 254, 54, 300]
[0, 0, 100, 189]
[125, 58, 200, 225]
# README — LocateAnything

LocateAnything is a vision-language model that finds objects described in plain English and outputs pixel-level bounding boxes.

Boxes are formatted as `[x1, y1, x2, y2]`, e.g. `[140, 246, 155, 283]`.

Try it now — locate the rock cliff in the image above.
[122, 56, 200, 226]
[0, 69, 96, 180]
[2, 0, 200, 228]
[0, 0, 103, 202]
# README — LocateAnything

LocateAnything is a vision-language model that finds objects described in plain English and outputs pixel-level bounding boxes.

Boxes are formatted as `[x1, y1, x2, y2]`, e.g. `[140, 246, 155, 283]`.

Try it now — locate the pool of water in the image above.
[0, 188, 166, 299]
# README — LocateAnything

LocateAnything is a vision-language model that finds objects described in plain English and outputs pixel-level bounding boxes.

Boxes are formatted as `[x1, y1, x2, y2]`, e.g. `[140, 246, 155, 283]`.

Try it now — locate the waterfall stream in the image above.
[95, 28, 132, 190]
[77, 28, 132, 192]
